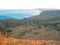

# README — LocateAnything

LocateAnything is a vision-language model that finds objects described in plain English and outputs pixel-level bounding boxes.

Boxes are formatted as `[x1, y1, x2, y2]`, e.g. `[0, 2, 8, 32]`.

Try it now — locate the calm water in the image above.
[0, 9, 41, 20]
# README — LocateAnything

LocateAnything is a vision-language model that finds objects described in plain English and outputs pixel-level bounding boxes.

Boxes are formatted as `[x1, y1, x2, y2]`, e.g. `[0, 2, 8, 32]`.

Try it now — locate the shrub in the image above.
[46, 29, 51, 31]
[37, 25, 41, 28]
[33, 32, 39, 35]
[56, 29, 60, 31]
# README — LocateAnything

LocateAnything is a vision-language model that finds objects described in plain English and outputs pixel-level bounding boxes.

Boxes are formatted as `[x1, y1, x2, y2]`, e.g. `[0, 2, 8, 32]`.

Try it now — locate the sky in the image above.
[0, 0, 60, 9]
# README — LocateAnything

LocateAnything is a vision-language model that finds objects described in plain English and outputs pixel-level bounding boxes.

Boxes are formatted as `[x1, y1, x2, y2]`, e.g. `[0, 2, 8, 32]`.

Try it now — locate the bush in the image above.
[0, 27, 4, 32]
[56, 29, 60, 31]
[44, 24, 48, 27]
[47, 25, 55, 29]
[37, 25, 41, 28]
[46, 29, 51, 31]
[33, 32, 39, 35]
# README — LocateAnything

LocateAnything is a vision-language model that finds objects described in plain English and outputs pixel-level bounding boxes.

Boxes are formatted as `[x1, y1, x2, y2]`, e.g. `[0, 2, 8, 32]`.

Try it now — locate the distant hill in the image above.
[27, 10, 60, 22]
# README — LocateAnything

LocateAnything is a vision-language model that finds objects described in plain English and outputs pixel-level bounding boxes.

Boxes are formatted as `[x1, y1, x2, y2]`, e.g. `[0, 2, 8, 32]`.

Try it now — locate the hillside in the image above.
[0, 10, 60, 41]
[0, 19, 25, 27]
[8, 25, 60, 40]
[27, 10, 60, 21]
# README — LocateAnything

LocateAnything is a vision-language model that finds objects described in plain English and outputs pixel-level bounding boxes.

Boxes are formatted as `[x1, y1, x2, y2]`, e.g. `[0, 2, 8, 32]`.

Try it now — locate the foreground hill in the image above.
[8, 25, 60, 40]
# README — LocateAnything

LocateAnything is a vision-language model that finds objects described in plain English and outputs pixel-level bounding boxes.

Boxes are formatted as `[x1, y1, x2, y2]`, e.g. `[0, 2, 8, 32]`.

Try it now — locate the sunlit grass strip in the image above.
[0, 38, 60, 45]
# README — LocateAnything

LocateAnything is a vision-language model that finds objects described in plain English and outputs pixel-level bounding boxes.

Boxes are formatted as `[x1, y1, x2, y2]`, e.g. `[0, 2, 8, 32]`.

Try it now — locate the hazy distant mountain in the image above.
[26, 10, 60, 22]
[40, 10, 60, 16]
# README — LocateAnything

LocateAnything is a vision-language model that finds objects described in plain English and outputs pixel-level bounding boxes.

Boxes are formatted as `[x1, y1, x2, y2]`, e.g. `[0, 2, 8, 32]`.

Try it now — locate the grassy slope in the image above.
[8, 25, 60, 40]
[0, 10, 60, 41]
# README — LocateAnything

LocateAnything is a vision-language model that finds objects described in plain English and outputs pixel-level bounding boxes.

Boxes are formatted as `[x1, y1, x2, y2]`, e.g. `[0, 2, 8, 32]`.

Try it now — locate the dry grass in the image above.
[0, 27, 60, 45]
[0, 37, 60, 45]
[8, 25, 60, 40]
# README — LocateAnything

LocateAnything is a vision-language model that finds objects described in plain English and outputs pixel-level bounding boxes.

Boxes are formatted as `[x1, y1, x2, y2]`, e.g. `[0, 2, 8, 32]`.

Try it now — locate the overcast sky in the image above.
[0, 0, 60, 9]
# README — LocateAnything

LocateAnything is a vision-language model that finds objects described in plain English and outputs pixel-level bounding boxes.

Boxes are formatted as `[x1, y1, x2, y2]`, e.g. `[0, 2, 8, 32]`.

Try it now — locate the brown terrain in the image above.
[9, 25, 60, 40]
[0, 10, 60, 45]
[0, 34, 60, 45]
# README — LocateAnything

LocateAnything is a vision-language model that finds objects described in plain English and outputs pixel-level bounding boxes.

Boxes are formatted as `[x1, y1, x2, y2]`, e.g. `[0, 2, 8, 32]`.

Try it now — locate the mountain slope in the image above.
[0, 19, 25, 27]
[27, 10, 60, 22]
[0, 10, 60, 41]
[9, 25, 60, 40]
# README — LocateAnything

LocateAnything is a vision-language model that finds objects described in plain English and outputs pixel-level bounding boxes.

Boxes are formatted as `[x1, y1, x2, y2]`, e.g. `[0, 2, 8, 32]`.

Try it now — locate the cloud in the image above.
[0, 0, 60, 9]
